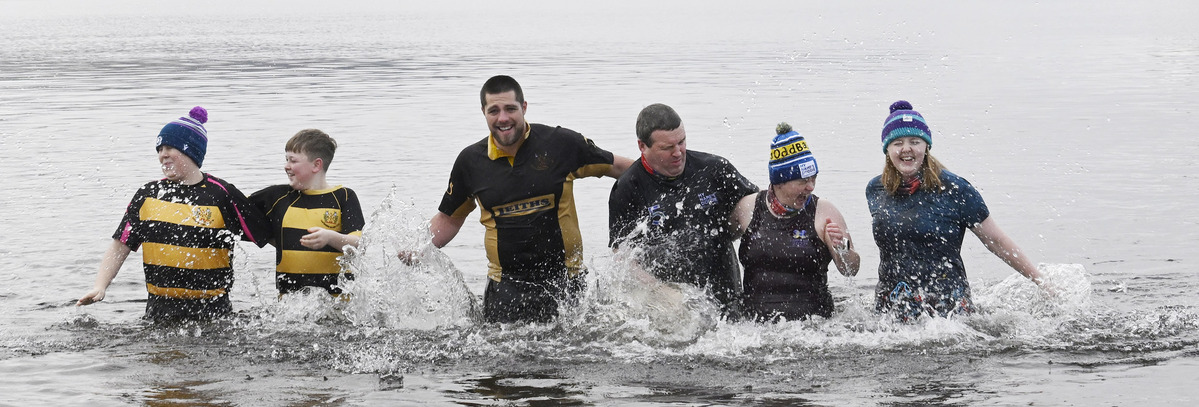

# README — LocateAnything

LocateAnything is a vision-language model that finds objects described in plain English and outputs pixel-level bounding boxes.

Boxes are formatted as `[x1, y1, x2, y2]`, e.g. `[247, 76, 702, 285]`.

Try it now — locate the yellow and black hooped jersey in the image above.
[438, 123, 614, 283]
[112, 175, 268, 308]
[249, 185, 364, 292]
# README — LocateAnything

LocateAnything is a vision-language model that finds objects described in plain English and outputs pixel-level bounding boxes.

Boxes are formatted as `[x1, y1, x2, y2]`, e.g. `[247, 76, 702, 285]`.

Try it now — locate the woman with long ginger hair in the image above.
[867, 100, 1051, 321]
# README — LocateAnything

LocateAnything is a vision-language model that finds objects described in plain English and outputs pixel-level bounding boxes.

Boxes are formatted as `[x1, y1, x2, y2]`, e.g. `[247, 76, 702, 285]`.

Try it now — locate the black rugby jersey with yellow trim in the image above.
[250, 185, 364, 294]
[438, 123, 614, 283]
[113, 174, 268, 318]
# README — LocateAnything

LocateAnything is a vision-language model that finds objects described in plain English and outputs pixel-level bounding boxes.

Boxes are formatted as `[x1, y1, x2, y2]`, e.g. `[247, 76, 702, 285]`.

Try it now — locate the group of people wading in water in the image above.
[77, 75, 1052, 324]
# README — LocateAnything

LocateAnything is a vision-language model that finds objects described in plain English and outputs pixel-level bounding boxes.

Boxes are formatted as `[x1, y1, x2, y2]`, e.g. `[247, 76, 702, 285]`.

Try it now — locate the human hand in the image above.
[825, 218, 848, 250]
[396, 250, 420, 266]
[1033, 276, 1059, 297]
[300, 227, 337, 249]
[76, 288, 106, 306]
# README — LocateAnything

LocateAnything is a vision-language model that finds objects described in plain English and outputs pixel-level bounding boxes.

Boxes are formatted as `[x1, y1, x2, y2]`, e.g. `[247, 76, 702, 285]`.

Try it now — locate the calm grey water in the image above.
[2, 1, 1198, 405]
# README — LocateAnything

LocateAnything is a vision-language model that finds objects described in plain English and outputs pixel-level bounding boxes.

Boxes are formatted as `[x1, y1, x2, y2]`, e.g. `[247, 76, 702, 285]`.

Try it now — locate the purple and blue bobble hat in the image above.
[156, 106, 209, 167]
[880, 100, 931, 153]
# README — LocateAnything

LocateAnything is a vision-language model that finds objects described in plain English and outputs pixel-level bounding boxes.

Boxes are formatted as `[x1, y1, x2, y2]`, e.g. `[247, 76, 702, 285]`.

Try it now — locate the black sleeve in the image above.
[110, 184, 151, 251]
[341, 187, 366, 234]
[437, 150, 478, 218]
[221, 180, 271, 248]
[608, 177, 642, 248]
[720, 157, 758, 198]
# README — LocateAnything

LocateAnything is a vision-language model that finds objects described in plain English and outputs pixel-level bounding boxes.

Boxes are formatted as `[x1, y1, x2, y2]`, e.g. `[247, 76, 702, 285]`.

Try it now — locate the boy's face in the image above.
[285, 150, 320, 190]
[158, 145, 198, 182]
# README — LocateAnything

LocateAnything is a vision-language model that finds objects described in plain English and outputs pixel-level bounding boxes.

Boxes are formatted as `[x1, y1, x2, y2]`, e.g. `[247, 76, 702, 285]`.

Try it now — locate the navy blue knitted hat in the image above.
[769, 122, 818, 184]
[156, 106, 209, 167]
[880, 100, 931, 153]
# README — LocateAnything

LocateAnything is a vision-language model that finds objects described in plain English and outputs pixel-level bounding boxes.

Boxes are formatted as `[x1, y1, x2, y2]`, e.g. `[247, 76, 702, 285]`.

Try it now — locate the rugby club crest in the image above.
[191, 206, 215, 227]
[321, 210, 341, 229]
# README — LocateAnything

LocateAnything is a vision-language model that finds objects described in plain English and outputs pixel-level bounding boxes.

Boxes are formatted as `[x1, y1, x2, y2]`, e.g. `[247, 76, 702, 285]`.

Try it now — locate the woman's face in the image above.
[886, 136, 927, 178]
[773, 175, 817, 206]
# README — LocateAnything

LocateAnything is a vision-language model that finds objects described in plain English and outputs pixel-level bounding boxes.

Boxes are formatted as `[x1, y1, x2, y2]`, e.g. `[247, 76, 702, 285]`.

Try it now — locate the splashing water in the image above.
[564, 247, 723, 346]
[975, 263, 1093, 317]
[337, 187, 480, 329]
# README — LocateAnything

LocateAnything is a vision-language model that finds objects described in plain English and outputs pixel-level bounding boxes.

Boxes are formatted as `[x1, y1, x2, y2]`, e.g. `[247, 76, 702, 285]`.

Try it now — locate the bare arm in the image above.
[299, 228, 362, 251]
[77, 239, 132, 306]
[430, 212, 467, 248]
[970, 216, 1046, 287]
[606, 154, 634, 179]
[815, 199, 860, 277]
[730, 193, 757, 237]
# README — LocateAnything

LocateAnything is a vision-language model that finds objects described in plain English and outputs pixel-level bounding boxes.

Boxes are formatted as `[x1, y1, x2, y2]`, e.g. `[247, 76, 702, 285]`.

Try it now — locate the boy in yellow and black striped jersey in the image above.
[76, 106, 270, 320]
[249, 129, 365, 297]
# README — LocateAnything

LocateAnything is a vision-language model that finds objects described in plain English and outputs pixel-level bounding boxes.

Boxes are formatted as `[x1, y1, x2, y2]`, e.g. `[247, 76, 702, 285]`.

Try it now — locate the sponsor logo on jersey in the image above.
[698, 192, 718, 209]
[492, 194, 555, 218]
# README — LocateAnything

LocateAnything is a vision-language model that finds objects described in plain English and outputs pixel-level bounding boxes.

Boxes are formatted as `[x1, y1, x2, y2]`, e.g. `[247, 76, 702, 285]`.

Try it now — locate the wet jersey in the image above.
[439, 123, 615, 323]
[250, 185, 365, 295]
[739, 192, 833, 320]
[113, 174, 267, 319]
[438, 123, 614, 284]
[608, 150, 757, 310]
[866, 170, 989, 315]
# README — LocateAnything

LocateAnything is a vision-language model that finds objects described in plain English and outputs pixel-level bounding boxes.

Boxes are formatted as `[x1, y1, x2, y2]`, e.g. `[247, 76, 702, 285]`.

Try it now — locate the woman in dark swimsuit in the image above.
[731, 123, 860, 321]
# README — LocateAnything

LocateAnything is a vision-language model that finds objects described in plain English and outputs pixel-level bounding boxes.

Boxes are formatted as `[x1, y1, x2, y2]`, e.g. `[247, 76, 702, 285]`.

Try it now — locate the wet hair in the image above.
[635, 103, 683, 146]
[881, 148, 945, 195]
[286, 129, 337, 170]
[479, 75, 525, 108]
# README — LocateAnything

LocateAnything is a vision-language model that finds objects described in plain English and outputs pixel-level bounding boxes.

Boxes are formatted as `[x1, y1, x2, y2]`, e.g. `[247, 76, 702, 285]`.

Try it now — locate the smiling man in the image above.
[607, 103, 758, 318]
[428, 75, 633, 323]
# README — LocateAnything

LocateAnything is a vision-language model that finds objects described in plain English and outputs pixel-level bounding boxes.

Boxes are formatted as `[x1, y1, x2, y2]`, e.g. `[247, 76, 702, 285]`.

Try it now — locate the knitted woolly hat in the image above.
[769, 122, 818, 184]
[880, 100, 931, 153]
[156, 106, 209, 167]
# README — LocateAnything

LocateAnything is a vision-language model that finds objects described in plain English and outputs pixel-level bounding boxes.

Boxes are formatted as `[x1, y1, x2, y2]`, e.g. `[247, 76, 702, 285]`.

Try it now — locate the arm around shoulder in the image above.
[606, 154, 634, 179]
[730, 193, 757, 238]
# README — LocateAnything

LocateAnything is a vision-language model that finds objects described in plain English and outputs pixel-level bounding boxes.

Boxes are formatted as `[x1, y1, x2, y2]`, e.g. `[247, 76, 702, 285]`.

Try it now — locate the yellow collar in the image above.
[487, 124, 532, 165]
[302, 185, 342, 195]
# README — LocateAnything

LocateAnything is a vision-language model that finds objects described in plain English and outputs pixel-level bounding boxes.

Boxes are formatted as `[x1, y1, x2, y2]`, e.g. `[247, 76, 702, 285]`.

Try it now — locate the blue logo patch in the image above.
[790, 229, 812, 248]
[647, 204, 665, 227]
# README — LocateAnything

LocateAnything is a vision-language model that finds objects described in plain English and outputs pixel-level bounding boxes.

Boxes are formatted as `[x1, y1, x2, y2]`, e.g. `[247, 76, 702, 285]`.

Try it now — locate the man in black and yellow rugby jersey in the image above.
[77, 106, 269, 320]
[608, 104, 758, 318]
[428, 75, 634, 323]
[250, 129, 364, 297]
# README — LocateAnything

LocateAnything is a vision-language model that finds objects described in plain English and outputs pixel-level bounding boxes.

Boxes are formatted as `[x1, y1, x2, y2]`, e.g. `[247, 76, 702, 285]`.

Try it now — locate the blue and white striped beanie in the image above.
[156, 106, 209, 167]
[768, 122, 818, 184]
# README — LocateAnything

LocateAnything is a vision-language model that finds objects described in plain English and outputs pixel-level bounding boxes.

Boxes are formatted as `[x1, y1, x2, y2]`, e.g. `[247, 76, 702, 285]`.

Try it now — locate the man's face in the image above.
[482, 90, 528, 148]
[638, 125, 687, 177]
